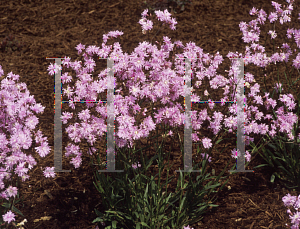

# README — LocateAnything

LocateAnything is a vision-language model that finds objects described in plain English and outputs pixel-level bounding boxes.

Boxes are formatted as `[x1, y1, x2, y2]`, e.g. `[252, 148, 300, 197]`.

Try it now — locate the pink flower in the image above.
[47, 64, 61, 75]
[231, 148, 241, 159]
[35, 141, 51, 158]
[201, 153, 212, 163]
[15, 162, 29, 178]
[268, 12, 278, 23]
[5, 186, 18, 198]
[141, 9, 148, 18]
[202, 138, 212, 149]
[249, 7, 258, 15]
[132, 162, 141, 169]
[75, 43, 85, 54]
[43, 167, 55, 178]
[2, 210, 15, 224]
[71, 154, 82, 169]
[245, 151, 251, 162]
[292, 53, 300, 69]
[183, 226, 194, 229]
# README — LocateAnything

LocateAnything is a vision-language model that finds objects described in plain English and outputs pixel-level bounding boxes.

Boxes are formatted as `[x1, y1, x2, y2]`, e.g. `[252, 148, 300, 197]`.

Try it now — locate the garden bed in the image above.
[0, 0, 299, 228]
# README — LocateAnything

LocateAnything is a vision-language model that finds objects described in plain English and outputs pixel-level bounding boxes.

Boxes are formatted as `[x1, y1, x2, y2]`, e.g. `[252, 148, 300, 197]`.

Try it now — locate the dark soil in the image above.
[0, 0, 299, 228]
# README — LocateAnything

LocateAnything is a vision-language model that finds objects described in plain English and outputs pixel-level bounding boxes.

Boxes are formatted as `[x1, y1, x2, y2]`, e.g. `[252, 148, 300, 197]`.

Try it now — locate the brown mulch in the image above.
[0, 0, 299, 228]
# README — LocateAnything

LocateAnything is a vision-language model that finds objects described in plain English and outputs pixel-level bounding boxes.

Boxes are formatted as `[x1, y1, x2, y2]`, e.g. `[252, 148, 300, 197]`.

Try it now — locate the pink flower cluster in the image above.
[46, 3, 300, 172]
[139, 9, 177, 34]
[283, 193, 300, 228]
[0, 65, 55, 225]
[241, 1, 300, 69]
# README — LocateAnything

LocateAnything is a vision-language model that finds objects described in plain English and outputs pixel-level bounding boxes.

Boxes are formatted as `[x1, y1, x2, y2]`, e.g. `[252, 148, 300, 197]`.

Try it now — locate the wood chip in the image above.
[44, 189, 53, 199]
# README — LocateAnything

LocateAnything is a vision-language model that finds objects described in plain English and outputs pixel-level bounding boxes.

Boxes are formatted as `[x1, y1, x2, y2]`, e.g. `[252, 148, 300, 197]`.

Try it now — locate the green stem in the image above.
[176, 186, 183, 226]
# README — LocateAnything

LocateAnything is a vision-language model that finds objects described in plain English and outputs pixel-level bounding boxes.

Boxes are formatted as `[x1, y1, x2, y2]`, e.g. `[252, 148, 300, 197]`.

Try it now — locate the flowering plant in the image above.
[47, 9, 234, 170]
[244, 0, 300, 191]
[0, 66, 55, 228]
[282, 193, 300, 228]
[46, 0, 300, 227]
[91, 123, 231, 228]
[48, 4, 299, 179]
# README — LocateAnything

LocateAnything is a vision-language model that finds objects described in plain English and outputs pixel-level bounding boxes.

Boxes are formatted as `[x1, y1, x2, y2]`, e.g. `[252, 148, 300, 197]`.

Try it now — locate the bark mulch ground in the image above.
[0, 0, 300, 228]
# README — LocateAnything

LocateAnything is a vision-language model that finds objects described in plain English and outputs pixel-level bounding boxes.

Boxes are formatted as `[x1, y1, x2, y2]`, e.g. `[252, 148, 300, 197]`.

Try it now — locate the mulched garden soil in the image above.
[0, 0, 300, 228]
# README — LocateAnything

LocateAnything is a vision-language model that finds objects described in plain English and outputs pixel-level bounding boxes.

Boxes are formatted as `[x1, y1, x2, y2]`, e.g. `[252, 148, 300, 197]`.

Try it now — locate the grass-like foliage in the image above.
[89, 123, 233, 229]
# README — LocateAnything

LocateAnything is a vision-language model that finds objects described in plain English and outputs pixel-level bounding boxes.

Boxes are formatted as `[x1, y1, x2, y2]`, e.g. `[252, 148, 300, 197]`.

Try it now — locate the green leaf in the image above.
[1, 202, 10, 209]
[136, 222, 141, 229]
[267, 143, 278, 150]
[157, 214, 166, 222]
[144, 183, 149, 201]
[270, 174, 276, 183]
[140, 222, 150, 228]
[112, 220, 117, 229]
[179, 196, 186, 212]
[204, 183, 221, 190]
[253, 164, 269, 169]
[12, 205, 24, 217]
[92, 217, 104, 223]
[214, 138, 224, 145]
